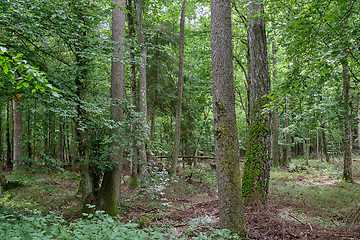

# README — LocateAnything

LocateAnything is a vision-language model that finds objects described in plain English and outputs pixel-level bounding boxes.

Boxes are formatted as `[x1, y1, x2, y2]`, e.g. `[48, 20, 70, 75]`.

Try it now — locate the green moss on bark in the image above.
[96, 171, 119, 216]
[242, 99, 271, 206]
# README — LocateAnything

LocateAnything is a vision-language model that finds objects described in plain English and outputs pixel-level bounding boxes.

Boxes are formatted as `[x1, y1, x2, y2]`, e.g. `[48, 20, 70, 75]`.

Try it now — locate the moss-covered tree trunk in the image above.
[242, 0, 271, 206]
[342, 55, 354, 182]
[171, 0, 187, 176]
[210, 0, 246, 236]
[97, 0, 126, 216]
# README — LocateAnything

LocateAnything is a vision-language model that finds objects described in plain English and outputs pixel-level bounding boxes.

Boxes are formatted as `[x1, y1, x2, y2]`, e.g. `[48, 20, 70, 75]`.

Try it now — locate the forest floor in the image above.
[1, 158, 360, 239]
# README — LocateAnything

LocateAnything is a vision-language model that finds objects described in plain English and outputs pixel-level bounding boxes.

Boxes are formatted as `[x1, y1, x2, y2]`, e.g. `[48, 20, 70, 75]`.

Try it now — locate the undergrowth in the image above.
[271, 159, 360, 227]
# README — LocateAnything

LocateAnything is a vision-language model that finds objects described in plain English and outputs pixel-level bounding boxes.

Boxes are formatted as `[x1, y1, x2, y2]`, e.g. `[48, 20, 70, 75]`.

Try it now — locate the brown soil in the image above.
[120, 176, 360, 240]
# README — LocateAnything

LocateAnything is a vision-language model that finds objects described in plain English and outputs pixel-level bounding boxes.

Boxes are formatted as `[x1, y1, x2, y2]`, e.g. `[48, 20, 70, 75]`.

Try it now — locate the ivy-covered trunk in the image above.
[210, 0, 246, 236]
[342, 55, 354, 182]
[242, 0, 271, 206]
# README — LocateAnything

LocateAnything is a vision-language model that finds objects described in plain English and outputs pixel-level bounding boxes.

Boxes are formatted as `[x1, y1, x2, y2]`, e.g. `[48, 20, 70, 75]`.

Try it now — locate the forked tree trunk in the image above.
[171, 0, 187, 176]
[342, 55, 354, 182]
[136, 0, 147, 176]
[97, 0, 126, 215]
[211, 0, 246, 235]
[242, 0, 271, 206]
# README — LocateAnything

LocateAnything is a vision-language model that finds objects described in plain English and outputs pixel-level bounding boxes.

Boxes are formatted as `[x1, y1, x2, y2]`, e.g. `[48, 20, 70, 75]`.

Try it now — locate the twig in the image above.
[288, 214, 313, 230]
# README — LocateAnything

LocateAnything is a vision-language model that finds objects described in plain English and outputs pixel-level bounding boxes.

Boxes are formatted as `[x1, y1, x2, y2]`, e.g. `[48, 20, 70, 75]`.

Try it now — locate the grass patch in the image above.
[271, 159, 360, 227]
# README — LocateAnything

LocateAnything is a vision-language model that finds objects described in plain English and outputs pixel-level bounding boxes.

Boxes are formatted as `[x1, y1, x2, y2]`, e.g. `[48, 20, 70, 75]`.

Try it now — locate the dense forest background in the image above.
[0, 0, 360, 239]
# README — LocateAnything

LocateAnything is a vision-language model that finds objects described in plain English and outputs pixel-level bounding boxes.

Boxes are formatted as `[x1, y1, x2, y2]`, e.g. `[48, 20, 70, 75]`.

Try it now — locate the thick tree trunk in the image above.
[342, 56, 354, 182]
[242, 0, 271, 206]
[171, 0, 187, 176]
[13, 100, 23, 169]
[211, 0, 246, 236]
[136, 0, 147, 176]
[97, 0, 126, 215]
[271, 42, 279, 166]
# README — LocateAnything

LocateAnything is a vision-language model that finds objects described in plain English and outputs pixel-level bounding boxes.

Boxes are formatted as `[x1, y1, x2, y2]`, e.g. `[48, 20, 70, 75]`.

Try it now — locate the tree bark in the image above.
[13, 99, 23, 169]
[26, 107, 32, 160]
[242, 0, 271, 206]
[171, 0, 187, 176]
[342, 55, 354, 182]
[211, 0, 246, 236]
[0, 106, 5, 189]
[97, 0, 126, 215]
[58, 116, 64, 164]
[127, 0, 138, 188]
[271, 42, 279, 166]
[136, 0, 147, 176]
[321, 123, 330, 162]
[6, 102, 12, 168]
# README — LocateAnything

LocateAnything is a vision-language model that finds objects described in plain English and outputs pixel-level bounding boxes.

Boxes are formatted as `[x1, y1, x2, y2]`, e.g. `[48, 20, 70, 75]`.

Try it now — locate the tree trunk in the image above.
[136, 0, 147, 176]
[316, 129, 320, 160]
[271, 42, 279, 166]
[26, 107, 32, 160]
[171, 0, 187, 176]
[13, 99, 23, 169]
[210, 0, 246, 236]
[0, 106, 3, 166]
[149, 35, 160, 144]
[321, 123, 329, 162]
[127, 0, 138, 188]
[97, 0, 126, 215]
[0, 106, 5, 189]
[6, 102, 12, 168]
[58, 116, 64, 164]
[342, 55, 354, 182]
[281, 97, 290, 167]
[242, 0, 271, 206]
[358, 109, 360, 148]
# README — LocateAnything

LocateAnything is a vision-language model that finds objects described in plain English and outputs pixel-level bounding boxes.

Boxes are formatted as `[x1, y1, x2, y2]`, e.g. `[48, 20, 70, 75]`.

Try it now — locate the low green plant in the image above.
[0, 207, 179, 240]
